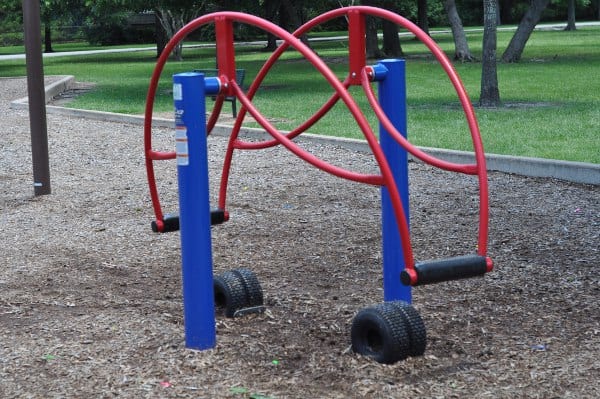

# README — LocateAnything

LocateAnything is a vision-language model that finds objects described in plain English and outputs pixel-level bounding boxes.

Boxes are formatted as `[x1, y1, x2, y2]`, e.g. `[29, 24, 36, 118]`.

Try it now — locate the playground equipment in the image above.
[144, 6, 493, 364]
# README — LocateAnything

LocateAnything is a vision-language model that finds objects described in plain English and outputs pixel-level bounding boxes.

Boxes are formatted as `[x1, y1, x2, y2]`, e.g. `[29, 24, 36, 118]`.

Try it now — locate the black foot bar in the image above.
[151, 209, 229, 233]
[400, 255, 492, 286]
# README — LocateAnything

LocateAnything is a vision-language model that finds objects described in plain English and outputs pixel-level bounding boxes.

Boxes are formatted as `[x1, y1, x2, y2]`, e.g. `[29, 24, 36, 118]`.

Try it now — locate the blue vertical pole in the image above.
[378, 59, 411, 303]
[173, 72, 216, 349]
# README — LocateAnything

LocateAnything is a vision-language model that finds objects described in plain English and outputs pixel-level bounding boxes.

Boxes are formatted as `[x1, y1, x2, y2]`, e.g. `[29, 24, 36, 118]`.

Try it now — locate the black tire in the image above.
[351, 302, 410, 364]
[390, 301, 427, 357]
[232, 268, 264, 308]
[213, 271, 247, 318]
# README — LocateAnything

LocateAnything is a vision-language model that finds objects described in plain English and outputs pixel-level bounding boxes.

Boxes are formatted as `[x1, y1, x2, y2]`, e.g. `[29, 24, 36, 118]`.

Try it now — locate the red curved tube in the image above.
[360, 69, 478, 175]
[231, 81, 385, 186]
[148, 150, 176, 161]
[225, 78, 416, 267]
[270, 6, 490, 255]
[361, 68, 488, 256]
[232, 77, 352, 151]
[198, 13, 407, 229]
[144, 7, 489, 262]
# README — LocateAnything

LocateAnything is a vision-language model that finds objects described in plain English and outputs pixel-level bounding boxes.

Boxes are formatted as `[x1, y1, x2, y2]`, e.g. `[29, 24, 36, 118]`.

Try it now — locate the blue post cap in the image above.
[173, 72, 221, 96]
[204, 77, 221, 95]
[370, 63, 389, 82]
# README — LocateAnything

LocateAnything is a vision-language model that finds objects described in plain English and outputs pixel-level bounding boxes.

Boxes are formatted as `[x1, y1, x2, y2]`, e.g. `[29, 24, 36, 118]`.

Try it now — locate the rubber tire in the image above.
[390, 301, 427, 357]
[232, 268, 264, 308]
[213, 271, 248, 318]
[351, 302, 410, 364]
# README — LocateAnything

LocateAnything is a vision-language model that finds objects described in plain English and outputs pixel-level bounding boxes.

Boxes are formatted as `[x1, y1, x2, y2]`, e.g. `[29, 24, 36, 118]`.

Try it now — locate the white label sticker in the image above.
[173, 83, 183, 101]
[175, 127, 189, 166]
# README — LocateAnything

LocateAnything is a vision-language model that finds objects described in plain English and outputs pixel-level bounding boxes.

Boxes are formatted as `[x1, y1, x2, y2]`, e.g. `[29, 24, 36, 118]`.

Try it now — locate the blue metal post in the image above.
[173, 72, 215, 349]
[377, 59, 411, 303]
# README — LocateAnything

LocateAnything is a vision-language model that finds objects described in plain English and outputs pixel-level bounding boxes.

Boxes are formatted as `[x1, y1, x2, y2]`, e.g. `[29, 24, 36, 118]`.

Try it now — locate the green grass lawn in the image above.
[1, 27, 598, 163]
[0, 42, 156, 55]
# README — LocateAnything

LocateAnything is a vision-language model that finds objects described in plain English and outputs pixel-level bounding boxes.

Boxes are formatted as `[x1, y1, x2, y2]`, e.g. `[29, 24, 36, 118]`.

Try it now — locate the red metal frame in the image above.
[144, 6, 491, 273]
[348, 9, 366, 86]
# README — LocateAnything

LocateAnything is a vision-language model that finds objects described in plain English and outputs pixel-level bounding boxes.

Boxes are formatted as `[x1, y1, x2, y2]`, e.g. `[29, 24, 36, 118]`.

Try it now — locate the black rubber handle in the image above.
[151, 209, 228, 233]
[151, 213, 180, 233]
[210, 209, 228, 225]
[401, 255, 488, 286]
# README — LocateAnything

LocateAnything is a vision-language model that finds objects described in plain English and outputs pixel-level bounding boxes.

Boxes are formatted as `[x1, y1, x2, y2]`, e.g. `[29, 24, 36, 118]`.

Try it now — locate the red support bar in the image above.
[143, 7, 491, 268]
[215, 16, 236, 96]
[149, 150, 176, 161]
[348, 9, 366, 86]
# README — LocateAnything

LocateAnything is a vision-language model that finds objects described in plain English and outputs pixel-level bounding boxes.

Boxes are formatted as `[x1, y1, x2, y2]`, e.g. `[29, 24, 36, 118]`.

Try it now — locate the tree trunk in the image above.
[497, 5, 502, 25]
[263, 0, 279, 51]
[155, 12, 168, 58]
[156, 8, 183, 61]
[382, 20, 403, 57]
[444, 0, 474, 61]
[498, 0, 514, 24]
[565, 0, 576, 31]
[501, 0, 550, 62]
[362, 0, 383, 58]
[365, 16, 383, 58]
[380, 1, 403, 57]
[279, 0, 309, 46]
[44, 23, 53, 53]
[417, 0, 430, 35]
[41, 6, 53, 54]
[265, 33, 278, 51]
[156, 7, 204, 61]
[479, 0, 500, 107]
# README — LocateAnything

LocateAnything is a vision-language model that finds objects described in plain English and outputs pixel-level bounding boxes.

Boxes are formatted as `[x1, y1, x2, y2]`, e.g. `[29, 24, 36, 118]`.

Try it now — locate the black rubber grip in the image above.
[210, 209, 228, 225]
[401, 255, 488, 286]
[151, 214, 180, 233]
[151, 209, 228, 233]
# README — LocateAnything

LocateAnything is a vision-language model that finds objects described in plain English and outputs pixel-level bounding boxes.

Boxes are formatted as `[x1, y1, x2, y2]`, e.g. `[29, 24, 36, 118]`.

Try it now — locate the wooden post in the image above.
[22, 0, 51, 196]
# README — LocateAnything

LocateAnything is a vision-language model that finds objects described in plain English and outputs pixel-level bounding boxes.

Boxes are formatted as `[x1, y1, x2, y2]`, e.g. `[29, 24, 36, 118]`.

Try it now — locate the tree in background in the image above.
[381, 1, 403, 57]
[565, 0, 577, 29]
[263, 0, 280, 51]
[0, 0, 22, 45]
[361, 0, 403, 58]
[41, 0, 84, 53]
[562, 0, 594, 31]
[501, 0, 550, 62]
[444, 0, 475, 61]
[479, 0, 500, 107]
[417, 0, 429, 34]
[82, 0, 207, 59]
[41, 0, 58, 52]
[154, 1, 207, 60]
[261, 0, 311, 49]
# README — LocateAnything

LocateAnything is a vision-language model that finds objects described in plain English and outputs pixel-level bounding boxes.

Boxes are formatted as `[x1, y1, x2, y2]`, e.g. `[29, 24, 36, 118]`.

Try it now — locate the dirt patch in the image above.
[1, 77, 599, 398]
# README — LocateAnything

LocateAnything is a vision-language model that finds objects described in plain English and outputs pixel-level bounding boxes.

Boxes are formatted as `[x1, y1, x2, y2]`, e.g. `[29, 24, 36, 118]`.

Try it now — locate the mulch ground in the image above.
[0, 77, 598, 398]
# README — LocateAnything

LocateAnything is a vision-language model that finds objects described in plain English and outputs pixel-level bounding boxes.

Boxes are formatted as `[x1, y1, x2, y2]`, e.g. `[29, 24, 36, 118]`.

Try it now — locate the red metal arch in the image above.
[145, 11, 396, 236]
[144, 7, 490, 271]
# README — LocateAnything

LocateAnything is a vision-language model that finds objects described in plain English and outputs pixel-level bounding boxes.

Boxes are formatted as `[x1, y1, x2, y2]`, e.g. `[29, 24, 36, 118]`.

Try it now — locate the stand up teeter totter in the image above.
[144, 6, 494, 364]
